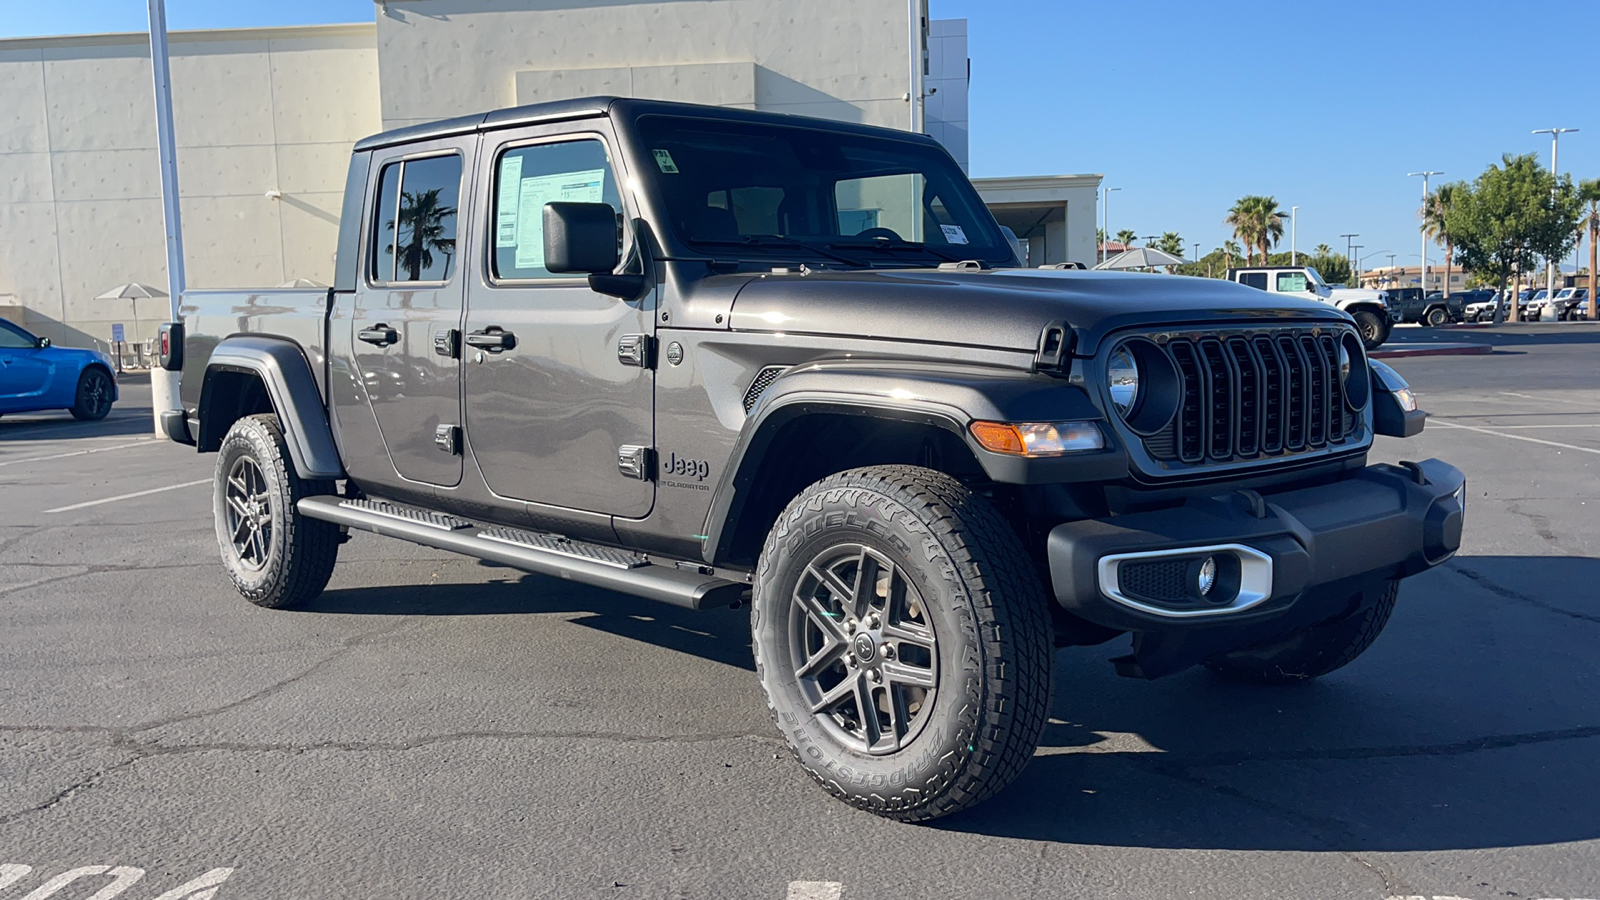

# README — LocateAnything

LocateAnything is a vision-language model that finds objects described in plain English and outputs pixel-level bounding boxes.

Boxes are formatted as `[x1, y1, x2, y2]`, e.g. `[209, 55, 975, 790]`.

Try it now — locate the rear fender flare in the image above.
[199, 335, 344, 479]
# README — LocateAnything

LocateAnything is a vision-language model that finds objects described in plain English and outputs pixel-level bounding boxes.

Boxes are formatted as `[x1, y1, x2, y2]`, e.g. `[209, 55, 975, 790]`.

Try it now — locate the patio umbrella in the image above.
[1094, 247, 1189, 270]
[95, 283, 169, 346]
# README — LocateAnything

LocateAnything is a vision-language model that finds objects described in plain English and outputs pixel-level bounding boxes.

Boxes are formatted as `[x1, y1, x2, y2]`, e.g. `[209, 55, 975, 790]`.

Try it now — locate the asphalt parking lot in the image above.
[2, 324, 1598, 900]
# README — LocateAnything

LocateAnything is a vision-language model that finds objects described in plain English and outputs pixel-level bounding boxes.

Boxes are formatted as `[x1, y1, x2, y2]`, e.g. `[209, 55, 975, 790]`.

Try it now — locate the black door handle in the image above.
[465, 329, 516, 352]
[358, 325, 399, 346]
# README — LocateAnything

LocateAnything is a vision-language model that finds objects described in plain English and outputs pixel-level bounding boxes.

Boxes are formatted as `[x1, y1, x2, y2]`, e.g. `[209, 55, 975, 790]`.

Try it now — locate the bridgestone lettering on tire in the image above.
[1204, 580, 1400, 684]
[213, 413, 339, 609]
[751, 465, 1053, 822]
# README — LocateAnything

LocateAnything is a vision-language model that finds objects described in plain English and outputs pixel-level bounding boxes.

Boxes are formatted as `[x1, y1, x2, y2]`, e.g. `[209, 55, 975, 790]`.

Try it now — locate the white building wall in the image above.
[374, 0, 916, 132]
[924, 18, 969, 172]
[0, 25, 378, 347]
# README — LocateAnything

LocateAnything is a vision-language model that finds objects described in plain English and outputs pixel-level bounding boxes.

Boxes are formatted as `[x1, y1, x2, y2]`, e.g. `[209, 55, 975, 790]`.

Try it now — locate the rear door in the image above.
[349, 138, 473, 487]
[462, 124, 655, 518]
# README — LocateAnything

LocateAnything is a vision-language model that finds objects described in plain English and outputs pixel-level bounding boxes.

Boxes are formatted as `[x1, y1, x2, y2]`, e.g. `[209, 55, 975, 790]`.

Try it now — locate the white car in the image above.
[1524, 289, 1552, 320]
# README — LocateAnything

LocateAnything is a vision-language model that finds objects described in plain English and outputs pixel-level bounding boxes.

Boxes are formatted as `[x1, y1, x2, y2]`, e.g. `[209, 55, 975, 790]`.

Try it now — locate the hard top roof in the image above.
[352, 96, 941, 153]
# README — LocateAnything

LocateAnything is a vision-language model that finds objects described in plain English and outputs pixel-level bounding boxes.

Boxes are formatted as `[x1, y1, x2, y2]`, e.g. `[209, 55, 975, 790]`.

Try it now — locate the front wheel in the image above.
[1351, 310, 1386, 350]
[1423, 306, 1449, 328]
[213, 413, 340, 609]
[1205, 580, 1399, 684]
[68, 367, 114, 420]
[752, 466, 1053, 822]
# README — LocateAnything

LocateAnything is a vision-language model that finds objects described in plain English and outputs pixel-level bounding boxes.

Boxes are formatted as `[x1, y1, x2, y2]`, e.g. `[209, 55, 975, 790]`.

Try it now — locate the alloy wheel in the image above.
[224, 456, 273, 571]
[787, 543, 939, 755]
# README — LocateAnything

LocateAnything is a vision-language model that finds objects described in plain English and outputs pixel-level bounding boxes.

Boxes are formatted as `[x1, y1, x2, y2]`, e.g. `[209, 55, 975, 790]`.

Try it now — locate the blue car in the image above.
[0, 319, 117, 421]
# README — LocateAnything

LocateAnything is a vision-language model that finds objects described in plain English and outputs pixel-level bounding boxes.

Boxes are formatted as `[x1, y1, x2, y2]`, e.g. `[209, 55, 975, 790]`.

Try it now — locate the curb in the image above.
[1370, 343, 1492, 359]
[1437, 322, 1490, 329]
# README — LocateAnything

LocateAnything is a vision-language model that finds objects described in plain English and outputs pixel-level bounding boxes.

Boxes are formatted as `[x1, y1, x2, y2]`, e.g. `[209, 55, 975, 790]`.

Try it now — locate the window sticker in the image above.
[940, 224, 969, 245]
[495, 155, 524, 248]
[652, 149, 680, 174]
[510, 168, 607, 270]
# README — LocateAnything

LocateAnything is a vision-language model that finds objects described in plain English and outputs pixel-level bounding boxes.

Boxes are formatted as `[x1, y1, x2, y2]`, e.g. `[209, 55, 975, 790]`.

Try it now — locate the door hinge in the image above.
[617, 334, 655, 368]
[617, 445, 653, 480]
[434, 328, 461, 359]
[434, 424, 462, 455]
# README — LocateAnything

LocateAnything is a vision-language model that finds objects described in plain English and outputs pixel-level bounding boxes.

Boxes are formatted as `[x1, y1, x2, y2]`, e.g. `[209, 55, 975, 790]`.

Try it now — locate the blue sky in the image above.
[10, 0, 1598, 272]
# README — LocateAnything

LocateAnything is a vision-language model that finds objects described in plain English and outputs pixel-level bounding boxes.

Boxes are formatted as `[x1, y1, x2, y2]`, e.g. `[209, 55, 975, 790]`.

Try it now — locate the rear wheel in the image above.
[1205, 580, 1399, 684]
[1423, 306, 1449, 328]
[1351, 310, 1386, 350]
[752, 465, 1053, 822]
[68, 367, 114, 420]
[213, 413, 339, 609]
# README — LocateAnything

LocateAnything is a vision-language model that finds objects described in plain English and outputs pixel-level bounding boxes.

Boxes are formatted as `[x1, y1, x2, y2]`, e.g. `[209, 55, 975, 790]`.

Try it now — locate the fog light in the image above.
[1195, 556, 1217, 596]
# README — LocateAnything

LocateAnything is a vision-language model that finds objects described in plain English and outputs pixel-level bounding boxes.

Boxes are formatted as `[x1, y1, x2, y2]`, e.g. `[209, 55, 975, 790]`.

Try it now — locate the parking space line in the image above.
[0, 440, 158, 469]
[1499, 390, 1600, 410]
[787, 882, 844, 900]
[44, 478, 210, 514]
[1431, 420, 1600, 455]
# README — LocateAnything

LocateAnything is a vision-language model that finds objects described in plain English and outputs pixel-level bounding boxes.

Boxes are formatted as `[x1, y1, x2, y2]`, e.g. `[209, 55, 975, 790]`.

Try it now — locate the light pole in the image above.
[1100, 187, 1120, 265]
[1341, 233, 1359, 279]
[1290, 206, 1299, 264]
[1388, 253, 1397, 283]
[147, 0, 185, 438]
[1357, 248, 1389, 286]
[1409, 171, 1443, 296]
[1533, 128, 1578, 299]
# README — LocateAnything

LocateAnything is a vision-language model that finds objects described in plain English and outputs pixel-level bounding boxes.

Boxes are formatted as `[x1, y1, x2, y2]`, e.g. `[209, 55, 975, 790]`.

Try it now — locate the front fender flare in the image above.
[200, 335, 344, 479]
[700, 360, 1123, 563]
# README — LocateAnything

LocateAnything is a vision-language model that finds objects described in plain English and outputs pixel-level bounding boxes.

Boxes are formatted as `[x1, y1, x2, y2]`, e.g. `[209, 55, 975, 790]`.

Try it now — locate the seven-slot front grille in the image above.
[1144, 329, 1360, 467]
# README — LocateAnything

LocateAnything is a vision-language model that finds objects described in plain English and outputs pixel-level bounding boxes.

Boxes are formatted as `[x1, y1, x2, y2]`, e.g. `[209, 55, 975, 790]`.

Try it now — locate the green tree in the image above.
[1223, 240, 1243, 268]
[1225, 195, 1286, 266]
[1450, 153, 1583, 322]
[1304, 252, 1351, 285]
[1581, 178, 1600, 318]
[1314, 243, 1333, 256]
[1153, 231, 1186, 257]
[1421, 182, 1465, 297]
[1115, 228, 1139, 249]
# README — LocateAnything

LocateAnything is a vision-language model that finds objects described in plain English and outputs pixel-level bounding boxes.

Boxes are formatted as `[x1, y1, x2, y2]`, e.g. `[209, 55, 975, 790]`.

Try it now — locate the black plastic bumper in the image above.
[1047, 458, 1465, 640]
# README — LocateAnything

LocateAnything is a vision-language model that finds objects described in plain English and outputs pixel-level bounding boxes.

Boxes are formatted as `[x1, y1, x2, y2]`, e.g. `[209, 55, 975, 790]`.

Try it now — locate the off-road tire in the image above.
[752, 465, 1053, 822]
[68, 367, 114, 420]
[213, 413, 339, 609]
[1205, 580, 1400, 685]
[1423, 306, 1449, 328]
[1352, 310, 1386, 350]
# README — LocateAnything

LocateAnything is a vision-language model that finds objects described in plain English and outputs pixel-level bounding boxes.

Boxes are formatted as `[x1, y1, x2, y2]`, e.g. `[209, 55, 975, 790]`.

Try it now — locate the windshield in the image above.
[635, 115, 1013, 267]
[1303, 267, 1328, 286]
[1555, 289, 1575, 299]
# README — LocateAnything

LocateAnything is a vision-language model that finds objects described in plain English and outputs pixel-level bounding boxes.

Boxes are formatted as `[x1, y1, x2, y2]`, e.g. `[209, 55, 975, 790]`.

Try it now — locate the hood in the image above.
[1328, 286, 1387, 302]
[727, 267, 1350, 356]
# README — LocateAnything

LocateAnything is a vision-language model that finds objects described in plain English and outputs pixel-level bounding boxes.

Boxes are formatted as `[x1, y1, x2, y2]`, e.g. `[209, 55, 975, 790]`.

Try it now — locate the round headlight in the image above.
[1108, 345, 1140, 414]
[1339, 342, 1351, 383]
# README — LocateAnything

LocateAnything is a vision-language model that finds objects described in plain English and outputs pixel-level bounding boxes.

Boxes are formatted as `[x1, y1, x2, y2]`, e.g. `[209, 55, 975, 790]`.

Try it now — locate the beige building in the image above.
[0, 0, 1098, 349]
[1359, 264, 1470, 292]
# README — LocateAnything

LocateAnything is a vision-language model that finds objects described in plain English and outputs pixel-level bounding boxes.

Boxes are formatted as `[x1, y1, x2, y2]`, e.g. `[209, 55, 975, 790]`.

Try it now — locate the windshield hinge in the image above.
[1031, 320, 1073, 375]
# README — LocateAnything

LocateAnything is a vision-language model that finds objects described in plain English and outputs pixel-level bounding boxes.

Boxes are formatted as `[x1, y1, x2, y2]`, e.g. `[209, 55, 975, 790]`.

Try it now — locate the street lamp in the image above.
[1100, 186, 1120, 266]
[1340, 233, 1359, 273]
[1533, 128, 1578, 299]
[1409, 171, 1443, 296]
[1289, 206, 1299, 264]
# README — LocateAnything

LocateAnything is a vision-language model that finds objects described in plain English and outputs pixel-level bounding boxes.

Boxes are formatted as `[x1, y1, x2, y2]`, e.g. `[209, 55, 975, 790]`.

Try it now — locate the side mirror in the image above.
[35, 336, 51, 348]
[543, 202, 619, 275]
[997, 225, 1026, 267]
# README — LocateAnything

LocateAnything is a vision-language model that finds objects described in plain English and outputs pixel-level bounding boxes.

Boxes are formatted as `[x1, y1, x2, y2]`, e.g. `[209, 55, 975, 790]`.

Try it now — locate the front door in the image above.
[0, 321, 54, 407]
[349, 139, 472, 487]
[462, 128, 655, 518]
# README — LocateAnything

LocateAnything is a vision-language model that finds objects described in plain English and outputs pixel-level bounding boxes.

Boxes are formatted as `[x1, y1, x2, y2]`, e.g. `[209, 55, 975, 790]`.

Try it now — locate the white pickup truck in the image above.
[1228, 266, 1392, 349]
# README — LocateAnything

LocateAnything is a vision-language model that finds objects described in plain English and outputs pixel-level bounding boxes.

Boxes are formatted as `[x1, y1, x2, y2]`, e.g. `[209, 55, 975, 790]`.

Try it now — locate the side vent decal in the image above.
[742, 366, 788, 414]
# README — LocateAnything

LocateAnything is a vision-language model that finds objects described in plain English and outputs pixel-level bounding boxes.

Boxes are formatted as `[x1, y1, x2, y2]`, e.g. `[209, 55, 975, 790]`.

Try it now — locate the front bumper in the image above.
[1047, 459, 1464, 670]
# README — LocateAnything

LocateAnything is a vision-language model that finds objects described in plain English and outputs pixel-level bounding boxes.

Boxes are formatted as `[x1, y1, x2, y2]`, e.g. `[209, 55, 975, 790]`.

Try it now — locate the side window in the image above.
[1276, 271, 1309, 292]
[371, 153, 462, 284]
[1238, 272, 1268, 291]
[491, 139, 621, 281]
[0, 321, 35, 349]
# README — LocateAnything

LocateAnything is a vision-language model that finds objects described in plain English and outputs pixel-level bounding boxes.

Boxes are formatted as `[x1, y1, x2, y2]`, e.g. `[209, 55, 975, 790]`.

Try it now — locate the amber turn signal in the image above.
[969, 421, 1104, 457]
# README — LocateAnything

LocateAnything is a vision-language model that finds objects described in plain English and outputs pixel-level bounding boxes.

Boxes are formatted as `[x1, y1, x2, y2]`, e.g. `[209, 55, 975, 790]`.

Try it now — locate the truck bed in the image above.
[177, 288, 330, 410]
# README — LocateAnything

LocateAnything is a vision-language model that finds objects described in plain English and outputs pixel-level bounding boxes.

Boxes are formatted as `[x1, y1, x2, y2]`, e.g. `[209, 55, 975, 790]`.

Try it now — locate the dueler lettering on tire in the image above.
[213, 413, 340, 609]
[751, 465, 1052, 822]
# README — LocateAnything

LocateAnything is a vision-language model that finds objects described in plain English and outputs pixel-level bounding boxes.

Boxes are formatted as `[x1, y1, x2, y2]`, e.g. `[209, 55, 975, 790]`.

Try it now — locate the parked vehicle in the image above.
[1226, 266, 1392, 348]
[1524, 289, 1553, 321]
[0, 319, 117, 421]
[160, 97, 1464, 823]
[1542, 288, 1587, 320]
[1391, 288, 1465, 327]
[1464, 289, 1536, 322]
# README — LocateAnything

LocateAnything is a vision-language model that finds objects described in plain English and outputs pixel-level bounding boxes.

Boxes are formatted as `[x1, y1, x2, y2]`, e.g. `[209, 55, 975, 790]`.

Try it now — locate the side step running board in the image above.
[298, 496, 747, 610]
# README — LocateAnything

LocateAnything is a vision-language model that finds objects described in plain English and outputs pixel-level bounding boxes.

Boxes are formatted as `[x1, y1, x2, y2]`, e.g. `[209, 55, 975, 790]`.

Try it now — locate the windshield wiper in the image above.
[690, 235, 866, 267]
[827, 237, 968, 264]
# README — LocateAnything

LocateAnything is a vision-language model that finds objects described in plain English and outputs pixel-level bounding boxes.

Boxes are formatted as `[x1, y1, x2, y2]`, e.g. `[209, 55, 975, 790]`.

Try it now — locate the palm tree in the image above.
[1115, 228, 1138, 250]
[1153, 232, 1185, 256]
[1226, 195, 1287, 267]
[1420, 183, 1460, 297]
[1225, 197, 1262, 265]
[386, 188, 458, 281]
[1223, 240, 1243, 269]
[1314, 243, 1333, 256]
[1580, 179, 1600, 319]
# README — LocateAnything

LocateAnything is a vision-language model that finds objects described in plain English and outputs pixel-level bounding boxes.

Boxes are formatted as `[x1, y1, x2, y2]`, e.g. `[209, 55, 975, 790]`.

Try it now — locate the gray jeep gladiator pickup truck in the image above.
[159, 97, 1465, 822]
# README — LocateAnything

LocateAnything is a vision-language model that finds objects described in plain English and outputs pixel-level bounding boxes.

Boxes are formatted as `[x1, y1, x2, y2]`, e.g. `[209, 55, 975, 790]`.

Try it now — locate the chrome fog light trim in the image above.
[1097, 544, 1274, 618]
